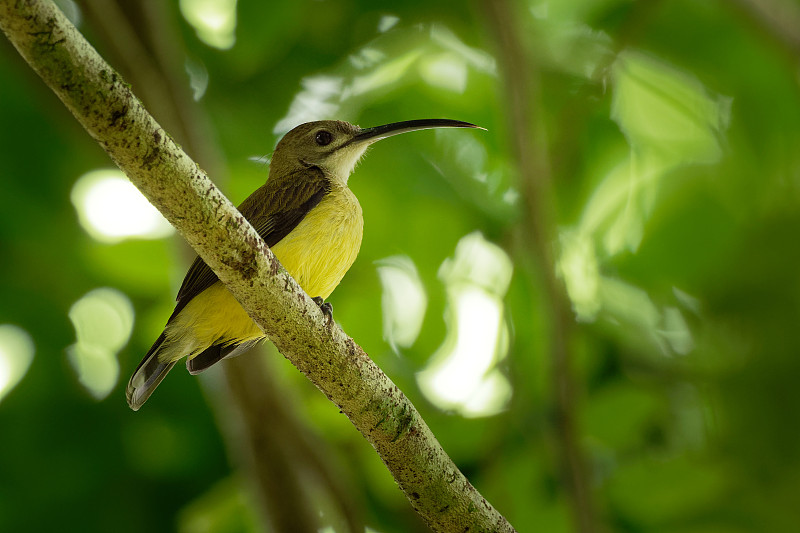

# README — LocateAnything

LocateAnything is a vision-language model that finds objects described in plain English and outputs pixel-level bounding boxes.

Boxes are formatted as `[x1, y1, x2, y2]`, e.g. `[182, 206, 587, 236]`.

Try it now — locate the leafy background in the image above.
[1, 0, 799, 532]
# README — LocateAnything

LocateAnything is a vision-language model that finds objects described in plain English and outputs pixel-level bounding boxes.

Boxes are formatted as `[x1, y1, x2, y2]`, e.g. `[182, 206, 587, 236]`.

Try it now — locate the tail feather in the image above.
[186, 338, 263, 375]
[126, 333, 177, 411]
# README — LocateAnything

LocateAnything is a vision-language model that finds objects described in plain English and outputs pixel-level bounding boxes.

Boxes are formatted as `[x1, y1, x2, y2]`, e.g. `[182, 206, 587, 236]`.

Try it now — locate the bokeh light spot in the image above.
[417, 232, 513, 417]
[71, 169, 174, 243]
[376, 255, 427, 352]
[347, 49, 423, 98]
[185, 57, 209, 101]
[180, 0, 237, 50]
[0, 325, 35, 404]
[420, 53, 468, 93]
[557, 230, 600, 321]
[273, 76, 344, 135]
[377, 15, 399, 33]
[67, 288, 134, 400]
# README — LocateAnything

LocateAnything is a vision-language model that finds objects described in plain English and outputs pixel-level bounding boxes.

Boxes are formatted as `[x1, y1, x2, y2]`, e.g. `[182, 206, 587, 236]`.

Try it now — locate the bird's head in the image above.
[269, 119, 483, 185]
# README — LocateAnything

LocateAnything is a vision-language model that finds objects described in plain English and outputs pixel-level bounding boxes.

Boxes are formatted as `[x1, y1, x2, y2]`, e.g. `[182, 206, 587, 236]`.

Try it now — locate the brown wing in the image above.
[167, 166, 330, 321]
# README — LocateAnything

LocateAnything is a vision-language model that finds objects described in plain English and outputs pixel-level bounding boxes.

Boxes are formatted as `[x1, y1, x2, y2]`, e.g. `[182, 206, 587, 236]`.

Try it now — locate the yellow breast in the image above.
[270, 185, 363, 300]
[161, 185, 363, 363]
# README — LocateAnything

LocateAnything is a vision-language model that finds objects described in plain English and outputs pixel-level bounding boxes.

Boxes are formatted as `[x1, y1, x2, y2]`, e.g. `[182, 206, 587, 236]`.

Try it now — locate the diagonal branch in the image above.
[72, 2, 357, 528]
[0, 1, 515, 531]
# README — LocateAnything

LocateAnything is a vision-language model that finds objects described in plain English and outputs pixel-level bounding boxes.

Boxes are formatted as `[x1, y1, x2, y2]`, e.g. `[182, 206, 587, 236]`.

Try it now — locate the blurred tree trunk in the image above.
[76, 1, 362, 531]
[480, 0, 599, 532]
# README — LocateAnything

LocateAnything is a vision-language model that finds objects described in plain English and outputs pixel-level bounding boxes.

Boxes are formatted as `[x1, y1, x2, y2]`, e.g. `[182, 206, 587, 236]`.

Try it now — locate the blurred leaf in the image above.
[3, 1, 800, 532]
[611, 50, 731, 165]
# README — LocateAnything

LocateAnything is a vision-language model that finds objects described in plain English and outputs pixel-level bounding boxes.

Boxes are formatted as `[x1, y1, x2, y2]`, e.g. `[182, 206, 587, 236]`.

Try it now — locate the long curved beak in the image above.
[351, 119, 484, 146]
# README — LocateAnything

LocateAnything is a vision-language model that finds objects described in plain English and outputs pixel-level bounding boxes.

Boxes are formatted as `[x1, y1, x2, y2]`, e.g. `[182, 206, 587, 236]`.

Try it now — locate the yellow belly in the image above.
[270, 187, 363, 300]
[161, 187, 363, 362]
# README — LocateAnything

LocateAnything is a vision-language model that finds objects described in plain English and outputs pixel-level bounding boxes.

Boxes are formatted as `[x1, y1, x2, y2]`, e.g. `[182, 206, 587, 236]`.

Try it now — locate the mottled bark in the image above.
[0, 1, 515, 531]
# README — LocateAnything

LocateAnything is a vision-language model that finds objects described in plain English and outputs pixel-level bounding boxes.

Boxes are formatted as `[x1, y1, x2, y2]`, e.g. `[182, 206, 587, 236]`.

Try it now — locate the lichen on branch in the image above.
[0, 1, 516, 531]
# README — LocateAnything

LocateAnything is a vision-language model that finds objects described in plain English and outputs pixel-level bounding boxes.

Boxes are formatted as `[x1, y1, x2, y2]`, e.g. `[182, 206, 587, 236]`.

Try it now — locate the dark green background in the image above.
[1, 0, 799, 531]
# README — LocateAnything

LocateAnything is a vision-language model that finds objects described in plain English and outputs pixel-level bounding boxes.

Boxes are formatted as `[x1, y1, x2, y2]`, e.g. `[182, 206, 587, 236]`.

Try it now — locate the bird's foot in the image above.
[312, 296, 334, 329]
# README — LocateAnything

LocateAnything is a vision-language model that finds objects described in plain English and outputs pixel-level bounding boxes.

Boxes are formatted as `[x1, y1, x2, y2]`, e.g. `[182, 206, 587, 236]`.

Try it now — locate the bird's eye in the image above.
[315, 130, 333, 146]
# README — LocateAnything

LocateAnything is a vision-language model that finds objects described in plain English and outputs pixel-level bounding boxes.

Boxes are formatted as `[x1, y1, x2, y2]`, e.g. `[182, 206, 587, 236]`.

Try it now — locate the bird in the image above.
[126, 118, 482, 410]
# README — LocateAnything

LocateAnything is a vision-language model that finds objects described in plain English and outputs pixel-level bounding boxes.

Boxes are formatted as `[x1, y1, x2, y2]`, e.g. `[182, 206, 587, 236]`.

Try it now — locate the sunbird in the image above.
[126, 118, 481, 410]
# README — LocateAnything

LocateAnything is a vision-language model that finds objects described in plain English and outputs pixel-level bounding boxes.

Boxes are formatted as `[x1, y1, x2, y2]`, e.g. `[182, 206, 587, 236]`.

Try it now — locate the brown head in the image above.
[269, 119, 483, 186]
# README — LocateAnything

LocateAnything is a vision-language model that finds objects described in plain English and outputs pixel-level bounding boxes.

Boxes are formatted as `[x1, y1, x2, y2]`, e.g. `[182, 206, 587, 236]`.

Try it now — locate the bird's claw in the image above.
[312, 296, 334, 329]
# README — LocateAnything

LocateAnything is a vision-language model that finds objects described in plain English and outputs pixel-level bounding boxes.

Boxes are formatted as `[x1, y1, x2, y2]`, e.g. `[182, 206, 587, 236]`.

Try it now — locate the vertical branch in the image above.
[480, 0, 597, 532]
[216, 356, 327, 533]
[729, 0, 800, 59]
